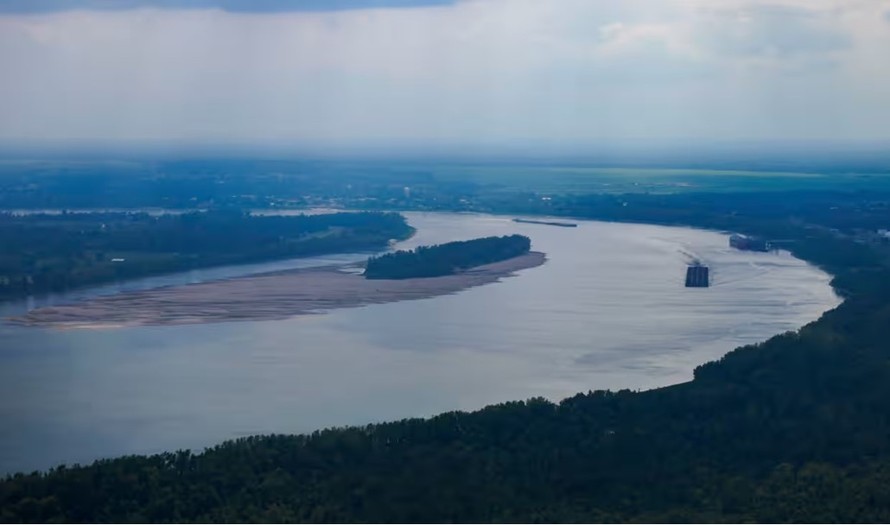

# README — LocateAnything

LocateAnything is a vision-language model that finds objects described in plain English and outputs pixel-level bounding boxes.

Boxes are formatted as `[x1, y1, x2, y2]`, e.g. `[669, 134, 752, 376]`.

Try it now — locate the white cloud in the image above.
[0, 0, 888, 144]
[696, 4, 849, 58]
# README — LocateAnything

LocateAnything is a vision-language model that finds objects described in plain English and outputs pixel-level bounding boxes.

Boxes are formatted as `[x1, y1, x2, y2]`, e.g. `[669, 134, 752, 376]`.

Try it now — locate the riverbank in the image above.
[0, 210, 414, 301]
[11, 251, 547, 328]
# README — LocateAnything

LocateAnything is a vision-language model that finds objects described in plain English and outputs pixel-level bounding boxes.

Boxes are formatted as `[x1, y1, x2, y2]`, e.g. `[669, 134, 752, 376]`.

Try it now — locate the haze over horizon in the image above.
[1, 0, 889, 147]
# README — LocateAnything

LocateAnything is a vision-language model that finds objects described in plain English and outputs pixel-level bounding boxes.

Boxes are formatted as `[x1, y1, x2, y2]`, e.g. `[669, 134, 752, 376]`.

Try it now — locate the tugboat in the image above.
[730, 234, 770, 252]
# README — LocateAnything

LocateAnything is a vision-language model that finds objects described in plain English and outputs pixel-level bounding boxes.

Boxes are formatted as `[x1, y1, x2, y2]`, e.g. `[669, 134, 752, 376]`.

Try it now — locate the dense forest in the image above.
[364, 235, 531, 279]
[3, 186, 890, 522]
[0, 211, 413, 299]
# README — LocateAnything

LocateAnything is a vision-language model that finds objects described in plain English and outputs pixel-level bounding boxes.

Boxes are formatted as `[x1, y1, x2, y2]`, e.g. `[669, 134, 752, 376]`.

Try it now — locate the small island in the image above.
[365, 235, 532, 279]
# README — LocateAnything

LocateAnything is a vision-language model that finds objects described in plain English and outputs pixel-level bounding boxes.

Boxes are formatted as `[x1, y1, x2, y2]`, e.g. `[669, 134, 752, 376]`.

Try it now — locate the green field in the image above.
[419, 164, 888, 194]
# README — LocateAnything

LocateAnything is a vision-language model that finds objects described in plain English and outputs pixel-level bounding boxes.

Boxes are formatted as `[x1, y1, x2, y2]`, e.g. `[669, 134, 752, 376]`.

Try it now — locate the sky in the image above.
[0, 0, 889, 148]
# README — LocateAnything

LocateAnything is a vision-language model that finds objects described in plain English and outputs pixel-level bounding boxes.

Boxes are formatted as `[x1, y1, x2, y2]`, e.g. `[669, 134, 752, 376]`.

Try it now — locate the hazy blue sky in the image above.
[0, 0, 888, 146]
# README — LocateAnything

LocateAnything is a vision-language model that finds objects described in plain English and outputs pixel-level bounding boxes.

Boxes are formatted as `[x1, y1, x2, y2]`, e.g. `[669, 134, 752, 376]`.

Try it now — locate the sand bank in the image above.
[12, 252, 546, 328]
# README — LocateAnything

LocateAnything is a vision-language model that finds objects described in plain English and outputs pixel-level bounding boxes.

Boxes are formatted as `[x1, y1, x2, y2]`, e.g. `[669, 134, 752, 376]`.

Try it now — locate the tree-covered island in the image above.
[0, 210, 413, 299]
[363, 234, 531, 279]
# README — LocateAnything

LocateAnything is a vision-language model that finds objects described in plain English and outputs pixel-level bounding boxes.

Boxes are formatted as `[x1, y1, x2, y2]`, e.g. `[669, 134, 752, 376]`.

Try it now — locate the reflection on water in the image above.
[0, 212, 840, 474]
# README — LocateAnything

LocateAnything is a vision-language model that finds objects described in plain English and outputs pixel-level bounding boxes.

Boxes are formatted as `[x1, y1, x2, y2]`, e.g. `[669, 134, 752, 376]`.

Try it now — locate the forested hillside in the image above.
[2, 281, 889, 522]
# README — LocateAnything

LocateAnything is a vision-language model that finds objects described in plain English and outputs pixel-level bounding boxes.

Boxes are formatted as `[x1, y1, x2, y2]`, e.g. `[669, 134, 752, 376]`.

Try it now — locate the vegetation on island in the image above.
[0, 210, 413, 299]
[364, 234, 531, 280]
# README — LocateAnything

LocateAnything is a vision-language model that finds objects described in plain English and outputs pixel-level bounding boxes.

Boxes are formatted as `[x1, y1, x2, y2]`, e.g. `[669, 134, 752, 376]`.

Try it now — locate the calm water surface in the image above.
[0, 212, 840, 473]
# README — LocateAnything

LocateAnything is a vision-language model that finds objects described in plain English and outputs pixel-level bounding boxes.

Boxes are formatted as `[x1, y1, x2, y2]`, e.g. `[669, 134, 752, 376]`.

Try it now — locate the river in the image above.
[0, 212, 840, 474]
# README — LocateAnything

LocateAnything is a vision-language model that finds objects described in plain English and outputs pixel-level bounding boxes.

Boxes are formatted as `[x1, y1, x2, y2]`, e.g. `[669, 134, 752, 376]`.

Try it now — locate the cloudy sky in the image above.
[0, 0, 888, 147]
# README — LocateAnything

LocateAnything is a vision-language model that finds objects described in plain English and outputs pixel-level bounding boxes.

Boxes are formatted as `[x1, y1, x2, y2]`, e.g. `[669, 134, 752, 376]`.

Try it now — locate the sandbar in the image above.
[11, 252, 546, 329]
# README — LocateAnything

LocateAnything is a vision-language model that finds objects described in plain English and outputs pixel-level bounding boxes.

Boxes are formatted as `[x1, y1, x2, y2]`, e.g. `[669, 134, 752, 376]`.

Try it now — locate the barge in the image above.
[513, 218, 578, 228]
[730, 234, 770, 252]
[685, 264, 710, 288]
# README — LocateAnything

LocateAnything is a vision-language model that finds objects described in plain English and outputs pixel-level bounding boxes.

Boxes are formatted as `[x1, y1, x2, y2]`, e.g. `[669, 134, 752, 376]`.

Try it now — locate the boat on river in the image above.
[513, 218, 578, 228]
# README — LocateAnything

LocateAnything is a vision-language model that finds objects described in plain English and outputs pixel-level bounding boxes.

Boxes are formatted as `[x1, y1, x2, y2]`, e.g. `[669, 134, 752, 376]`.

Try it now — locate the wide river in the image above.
[0, 212, 840, 474]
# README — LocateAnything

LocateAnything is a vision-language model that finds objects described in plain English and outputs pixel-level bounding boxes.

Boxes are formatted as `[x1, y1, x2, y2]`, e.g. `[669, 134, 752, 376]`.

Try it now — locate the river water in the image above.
[0, 212, 840, 474]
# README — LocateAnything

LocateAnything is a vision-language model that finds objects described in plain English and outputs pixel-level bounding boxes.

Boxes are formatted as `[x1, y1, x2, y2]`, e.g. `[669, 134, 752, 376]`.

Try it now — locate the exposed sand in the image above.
[11, 252, 546, 329]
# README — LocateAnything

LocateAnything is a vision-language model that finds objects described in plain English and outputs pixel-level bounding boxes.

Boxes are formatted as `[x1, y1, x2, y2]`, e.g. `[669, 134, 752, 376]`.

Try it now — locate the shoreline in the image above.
[10, 251, 547, 329]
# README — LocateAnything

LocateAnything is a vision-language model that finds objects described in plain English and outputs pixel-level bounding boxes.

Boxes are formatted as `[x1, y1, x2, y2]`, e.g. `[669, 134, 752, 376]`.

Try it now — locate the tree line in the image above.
[0, 210, 413, 299]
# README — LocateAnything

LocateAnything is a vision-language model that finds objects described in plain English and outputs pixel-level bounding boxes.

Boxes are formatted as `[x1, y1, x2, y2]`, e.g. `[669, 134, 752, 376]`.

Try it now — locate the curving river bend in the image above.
[0, 212, 840, 474]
